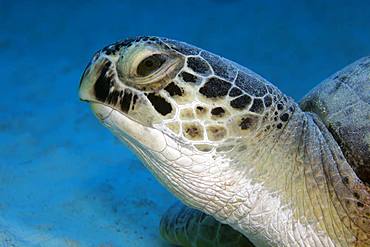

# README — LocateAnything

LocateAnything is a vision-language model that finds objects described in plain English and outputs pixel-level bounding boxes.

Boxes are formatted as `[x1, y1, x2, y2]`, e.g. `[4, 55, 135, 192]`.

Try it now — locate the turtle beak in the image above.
[79, 61, 93, 102]
[79, 56, 97, 102]
[79, 54, 110, 103]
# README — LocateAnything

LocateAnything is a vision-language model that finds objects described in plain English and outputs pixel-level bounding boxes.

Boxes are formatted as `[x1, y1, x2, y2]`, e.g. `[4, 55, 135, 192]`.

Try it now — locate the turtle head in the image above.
[79, 36, 281, 149]
[79, 36, 291, 212]
[83, 37, 228, 149]
[80, 39, 370, 246]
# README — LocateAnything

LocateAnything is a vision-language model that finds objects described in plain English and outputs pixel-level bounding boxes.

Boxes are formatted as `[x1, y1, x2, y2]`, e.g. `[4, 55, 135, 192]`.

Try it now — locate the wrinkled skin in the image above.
[79, 37, 369, 246]
[160, 201, 254, 247]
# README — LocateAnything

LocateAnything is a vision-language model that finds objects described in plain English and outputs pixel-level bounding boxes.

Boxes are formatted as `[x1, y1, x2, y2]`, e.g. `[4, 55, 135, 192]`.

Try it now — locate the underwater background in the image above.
[1, 0, 370, 246]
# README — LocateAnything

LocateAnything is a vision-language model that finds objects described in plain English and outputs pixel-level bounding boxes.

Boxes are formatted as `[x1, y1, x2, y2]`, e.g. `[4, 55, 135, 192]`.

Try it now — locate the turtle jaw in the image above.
[90, 103, 113, 121]
[88, 102, 167, 153]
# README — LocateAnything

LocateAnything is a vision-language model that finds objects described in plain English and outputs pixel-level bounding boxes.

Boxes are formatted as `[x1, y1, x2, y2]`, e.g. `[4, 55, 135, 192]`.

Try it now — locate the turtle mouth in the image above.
[88, 102, 168, 152]
[89, 102, 145, 128]
[90, 103, 114, 121]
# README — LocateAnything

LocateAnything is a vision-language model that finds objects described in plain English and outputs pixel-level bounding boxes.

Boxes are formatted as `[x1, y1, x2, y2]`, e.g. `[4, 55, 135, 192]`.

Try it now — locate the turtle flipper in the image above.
[160, 202, 254, 247]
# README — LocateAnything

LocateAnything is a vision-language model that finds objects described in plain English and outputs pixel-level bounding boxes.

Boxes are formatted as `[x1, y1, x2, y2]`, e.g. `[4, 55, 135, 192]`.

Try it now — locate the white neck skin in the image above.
[97, 103, 356, 247]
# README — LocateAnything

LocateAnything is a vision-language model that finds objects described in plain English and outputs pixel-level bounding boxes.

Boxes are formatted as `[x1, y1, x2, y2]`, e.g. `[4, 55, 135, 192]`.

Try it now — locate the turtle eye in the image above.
[136, 54, 167, 77]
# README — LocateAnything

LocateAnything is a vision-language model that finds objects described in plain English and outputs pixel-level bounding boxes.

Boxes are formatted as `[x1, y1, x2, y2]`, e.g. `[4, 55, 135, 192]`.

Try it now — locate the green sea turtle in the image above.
[79, 36, 370, 246]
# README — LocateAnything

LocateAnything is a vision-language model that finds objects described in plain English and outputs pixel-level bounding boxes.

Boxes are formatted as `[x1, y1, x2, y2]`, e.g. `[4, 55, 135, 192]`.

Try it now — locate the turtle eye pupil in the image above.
[145, 60, 154, 67]
[137, 54, 166, 77]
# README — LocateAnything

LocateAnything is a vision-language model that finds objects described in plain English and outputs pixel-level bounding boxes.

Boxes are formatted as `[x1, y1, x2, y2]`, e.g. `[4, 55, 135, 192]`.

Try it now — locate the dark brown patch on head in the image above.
[146, 93, 172, 116]
[206, 125, 227, 141]
[277, 123, 283, 129]
[195, 106, 208, 119]
[183, 123, 204, 140]
[354, 192, 360, 199]
[180, 71, 198, 83]
[196, 106, 205, 112]
[230, 95, 252, 109]
[120, 89, 133, 113]
[187, 57, 211, 75]
[249, 98, 264, 114]
[211, 107, 225, 116]
[239, 116, 258, 130]
[164, 82, 183, 96]
[264, 95, 272, 107]
[131, 94, 138, 110]
[106, 90, 120, 105]
[199, 77, 232, 98]
[94, 60, 113, 101]
[229, 87, 243, 97]
[279, 113, 289, 122]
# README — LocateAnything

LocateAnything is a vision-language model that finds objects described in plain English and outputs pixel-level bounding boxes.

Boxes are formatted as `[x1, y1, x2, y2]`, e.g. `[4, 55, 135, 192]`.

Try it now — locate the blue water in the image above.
[1, 1, 370, 246]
